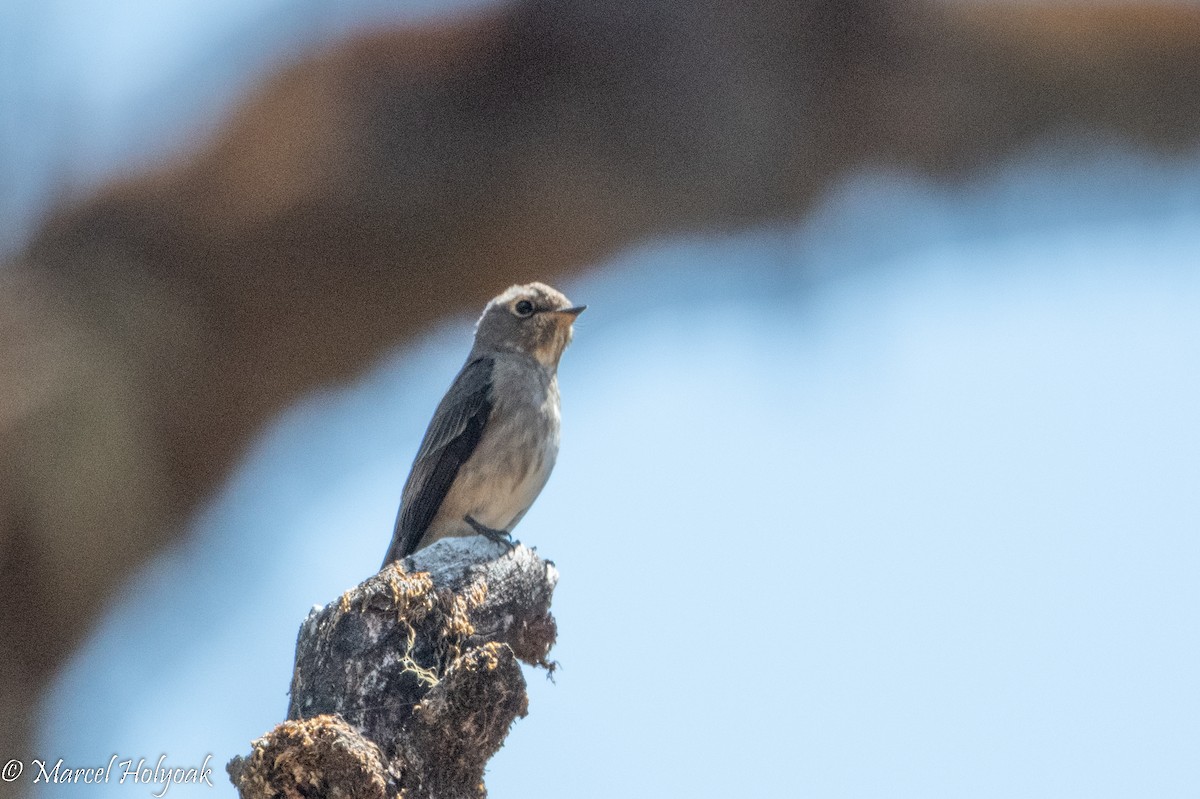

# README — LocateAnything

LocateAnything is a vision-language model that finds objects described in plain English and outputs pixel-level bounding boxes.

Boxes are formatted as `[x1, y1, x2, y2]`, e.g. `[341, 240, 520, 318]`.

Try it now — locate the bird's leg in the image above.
[464, 515, 516, 549]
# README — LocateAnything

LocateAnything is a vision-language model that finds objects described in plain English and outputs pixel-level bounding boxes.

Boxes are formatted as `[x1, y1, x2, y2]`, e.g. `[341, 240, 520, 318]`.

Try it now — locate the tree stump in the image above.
[228, 539, 559, 798]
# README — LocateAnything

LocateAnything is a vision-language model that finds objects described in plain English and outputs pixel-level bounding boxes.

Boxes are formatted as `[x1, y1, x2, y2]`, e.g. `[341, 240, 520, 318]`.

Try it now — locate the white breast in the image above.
[430, 356, 562, 537]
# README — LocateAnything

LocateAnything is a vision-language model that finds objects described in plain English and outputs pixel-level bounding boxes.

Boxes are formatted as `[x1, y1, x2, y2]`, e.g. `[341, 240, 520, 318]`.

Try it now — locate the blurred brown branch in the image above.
[2, 0, 1199, 783]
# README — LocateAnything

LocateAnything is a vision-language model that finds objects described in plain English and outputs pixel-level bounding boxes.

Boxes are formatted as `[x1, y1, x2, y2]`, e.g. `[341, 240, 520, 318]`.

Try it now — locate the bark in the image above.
[228, 539, 558, 799]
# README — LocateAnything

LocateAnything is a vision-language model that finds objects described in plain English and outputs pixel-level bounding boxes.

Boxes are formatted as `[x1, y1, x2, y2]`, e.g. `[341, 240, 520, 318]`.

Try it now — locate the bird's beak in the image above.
[551, 305, 586, 318]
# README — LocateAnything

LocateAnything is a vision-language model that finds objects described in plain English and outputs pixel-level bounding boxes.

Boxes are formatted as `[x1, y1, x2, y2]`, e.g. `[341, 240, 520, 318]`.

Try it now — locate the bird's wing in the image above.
[382, 356, 495, 565]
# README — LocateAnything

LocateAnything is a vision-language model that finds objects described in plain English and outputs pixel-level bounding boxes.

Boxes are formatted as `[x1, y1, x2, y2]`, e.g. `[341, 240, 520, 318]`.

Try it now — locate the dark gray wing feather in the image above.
[382, 356, 494, 565]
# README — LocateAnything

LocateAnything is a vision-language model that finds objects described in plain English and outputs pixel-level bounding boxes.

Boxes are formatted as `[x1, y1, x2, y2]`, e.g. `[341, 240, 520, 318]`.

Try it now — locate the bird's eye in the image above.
[513, 300, 535, 317]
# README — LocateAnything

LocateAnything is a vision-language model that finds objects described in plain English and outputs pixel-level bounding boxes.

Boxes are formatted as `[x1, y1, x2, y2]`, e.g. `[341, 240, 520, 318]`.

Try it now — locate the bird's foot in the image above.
[464, 515, 516, 550]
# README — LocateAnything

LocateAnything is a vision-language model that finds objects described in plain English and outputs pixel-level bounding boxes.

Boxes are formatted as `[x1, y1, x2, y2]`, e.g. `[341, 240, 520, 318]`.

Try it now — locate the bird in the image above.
[381, 282, 585, 566]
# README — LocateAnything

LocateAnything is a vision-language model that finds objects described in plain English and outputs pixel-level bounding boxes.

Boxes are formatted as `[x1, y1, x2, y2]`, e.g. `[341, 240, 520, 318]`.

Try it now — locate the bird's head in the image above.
[473, 282, 585, 369]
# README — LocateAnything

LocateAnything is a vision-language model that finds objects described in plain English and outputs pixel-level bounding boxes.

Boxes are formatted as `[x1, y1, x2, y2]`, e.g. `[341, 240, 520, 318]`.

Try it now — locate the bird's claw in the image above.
[465, 515, 516, 549]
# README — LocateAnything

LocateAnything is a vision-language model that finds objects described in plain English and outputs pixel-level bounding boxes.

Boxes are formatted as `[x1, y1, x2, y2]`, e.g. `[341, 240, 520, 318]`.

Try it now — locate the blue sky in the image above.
[36, 149, 1200, 797]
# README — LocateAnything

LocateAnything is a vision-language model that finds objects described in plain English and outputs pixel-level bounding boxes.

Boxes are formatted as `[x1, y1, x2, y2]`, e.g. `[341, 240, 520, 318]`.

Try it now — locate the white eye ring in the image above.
[513, 299, 535, 317]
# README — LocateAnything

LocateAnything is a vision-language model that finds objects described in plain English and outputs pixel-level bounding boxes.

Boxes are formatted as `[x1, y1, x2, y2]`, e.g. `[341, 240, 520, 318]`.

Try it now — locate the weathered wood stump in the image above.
[228, 539, 558, 798]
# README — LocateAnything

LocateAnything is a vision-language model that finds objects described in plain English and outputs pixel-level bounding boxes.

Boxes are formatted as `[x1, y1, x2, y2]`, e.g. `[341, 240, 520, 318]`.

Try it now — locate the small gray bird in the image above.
[381, 282, 585, 565]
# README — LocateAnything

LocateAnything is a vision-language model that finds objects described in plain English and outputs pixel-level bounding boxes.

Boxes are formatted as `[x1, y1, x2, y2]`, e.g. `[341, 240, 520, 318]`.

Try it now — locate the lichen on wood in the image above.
[229, 538, 558, 798]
